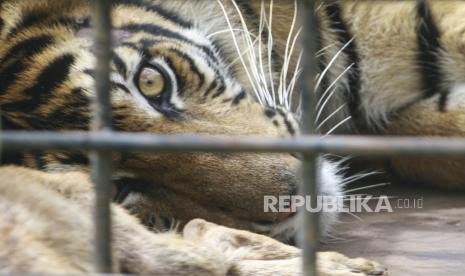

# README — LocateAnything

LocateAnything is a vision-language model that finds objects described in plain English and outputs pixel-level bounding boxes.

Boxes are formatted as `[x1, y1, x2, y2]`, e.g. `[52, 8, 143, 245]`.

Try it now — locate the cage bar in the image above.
[90, 0, 114, 272]
[299, 1, 319, 275]
[3, 131, 465, 157]
[0, 0, 463, 275]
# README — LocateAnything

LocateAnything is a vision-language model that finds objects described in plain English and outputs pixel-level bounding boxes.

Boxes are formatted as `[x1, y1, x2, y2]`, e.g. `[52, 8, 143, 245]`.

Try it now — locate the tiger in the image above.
[0, 0, 389, 275]
[310, 0, 465, 189]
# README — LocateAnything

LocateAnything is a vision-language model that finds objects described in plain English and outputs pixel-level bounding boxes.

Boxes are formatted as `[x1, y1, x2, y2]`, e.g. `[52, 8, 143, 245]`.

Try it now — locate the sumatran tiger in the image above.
[8, 0, 465, 274]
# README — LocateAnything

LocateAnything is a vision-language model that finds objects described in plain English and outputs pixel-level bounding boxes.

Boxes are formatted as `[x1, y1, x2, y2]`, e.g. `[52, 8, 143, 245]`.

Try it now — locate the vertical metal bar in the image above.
[299, 1, 319, 276]
[90, 0, 113, 273]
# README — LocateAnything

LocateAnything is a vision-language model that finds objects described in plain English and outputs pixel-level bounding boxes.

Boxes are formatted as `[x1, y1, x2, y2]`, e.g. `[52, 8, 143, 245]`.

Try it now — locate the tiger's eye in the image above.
[138, 67, 165, 97]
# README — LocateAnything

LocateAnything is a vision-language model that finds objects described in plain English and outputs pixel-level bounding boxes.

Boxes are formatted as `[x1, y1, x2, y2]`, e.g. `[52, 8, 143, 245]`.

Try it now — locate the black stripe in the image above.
[324, 2, 363, 129]
[1, 152, 24, 166]
[113, 0, 193, 29]
[112, 111, 129, 130]
[44, 88, 90, 130]
[8, 10, 48, 37]
[211, 83, 226, 99]
[0, 17, 4, 33]
[169, 48, 205, 92]
[113, 53, 128, 79]
[232, 90, 246, 105]
[417, 0, 448, 111]
[163, 56, 184, 92]
[140, 39, 162, 48]
[276, 109, 296, 135]
[314, 10, 331, 117]
[56, 17, 91, 30]
[121, 23, 219, 65]
[54, 152, 89, 165]
[264, 109, 277, 118]
[283, 119, 296, 135]
[162, 217, 172, 230]
[0, 35, 54, 66]
[9, 14, 90, 37]
[83, 69, 96, 78]
[0, 62, 25, 97]
[121, 42, 140, 51]
[112, 82, 131, 94]
[0, 114, 23, 130]
[121, 24, 186, 42]
[123, 23, 189, 43]
[438, 93, 448, 112]
[2, 54, 75, 112]
[203, 80, 218, 97]
[33, 154, 47, 170]
[0, 36, 54, 96]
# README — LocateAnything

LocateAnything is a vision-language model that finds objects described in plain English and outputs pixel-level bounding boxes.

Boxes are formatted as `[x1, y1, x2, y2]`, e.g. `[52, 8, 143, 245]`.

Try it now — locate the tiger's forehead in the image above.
[76, 28, 133, 48]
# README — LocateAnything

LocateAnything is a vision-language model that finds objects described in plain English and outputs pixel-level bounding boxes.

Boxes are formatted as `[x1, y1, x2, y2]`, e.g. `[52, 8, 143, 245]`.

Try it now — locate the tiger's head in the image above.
[0, 0, 343, 241]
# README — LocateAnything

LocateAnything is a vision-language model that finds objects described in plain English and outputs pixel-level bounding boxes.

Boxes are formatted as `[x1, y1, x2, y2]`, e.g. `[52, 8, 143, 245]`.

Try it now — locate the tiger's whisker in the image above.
[340, 171, 383, 186]
[315, 87, 337, 123]
[316, 43, 337, 57]
[266, 0, 276, 106]
[257, 0, 273, 106]
[225, 36, 260, 71]
[315, 38, 354, 91]
[316, 103, 346, 129]
[316, 63, 354, 111]
[287, 50, 303, 109]
[323, 116, 351, 136]
[216, 0, 263, 105]
[278, 0, 298, 107]
[344, 182, 390, 193]
[283, 26, 302, 109]
[230, 0, 273, 105]
[207, 29, 258, 39]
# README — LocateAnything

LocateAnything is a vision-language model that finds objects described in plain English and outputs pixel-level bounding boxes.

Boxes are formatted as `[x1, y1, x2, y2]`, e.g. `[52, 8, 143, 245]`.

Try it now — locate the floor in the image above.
[321, 185, 465, 275]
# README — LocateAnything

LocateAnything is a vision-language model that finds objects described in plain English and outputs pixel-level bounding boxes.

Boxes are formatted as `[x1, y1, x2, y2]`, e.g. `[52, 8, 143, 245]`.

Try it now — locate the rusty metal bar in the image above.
[3, 131, 465, 157]
[300, 0, 319, 275]
[90, 0, 113, 272]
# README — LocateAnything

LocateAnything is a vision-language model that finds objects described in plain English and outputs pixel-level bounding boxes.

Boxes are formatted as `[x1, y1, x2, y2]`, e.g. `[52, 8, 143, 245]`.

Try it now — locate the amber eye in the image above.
[137, 66, 165, 97]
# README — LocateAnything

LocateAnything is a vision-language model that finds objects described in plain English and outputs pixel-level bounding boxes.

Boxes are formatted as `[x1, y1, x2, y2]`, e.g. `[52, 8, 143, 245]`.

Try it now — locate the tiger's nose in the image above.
[275, 189, 298, 224]
[276, 210, 296, 223]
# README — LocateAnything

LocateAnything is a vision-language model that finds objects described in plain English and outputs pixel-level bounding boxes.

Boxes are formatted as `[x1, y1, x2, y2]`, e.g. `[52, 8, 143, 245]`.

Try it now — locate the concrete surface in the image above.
[321, 185, 465, 275]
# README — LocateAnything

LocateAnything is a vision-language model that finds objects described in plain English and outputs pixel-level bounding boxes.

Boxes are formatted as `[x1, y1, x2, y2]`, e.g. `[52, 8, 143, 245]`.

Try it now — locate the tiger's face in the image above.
[0, 0, 342, 241]
[101, 4, 302, 235]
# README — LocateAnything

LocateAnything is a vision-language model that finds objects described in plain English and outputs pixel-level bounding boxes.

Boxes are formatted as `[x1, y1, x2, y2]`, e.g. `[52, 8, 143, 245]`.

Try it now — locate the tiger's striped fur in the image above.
[309, 0, 465, 189]
[8, 0, 465, 273]
[0, 0, 344, 244]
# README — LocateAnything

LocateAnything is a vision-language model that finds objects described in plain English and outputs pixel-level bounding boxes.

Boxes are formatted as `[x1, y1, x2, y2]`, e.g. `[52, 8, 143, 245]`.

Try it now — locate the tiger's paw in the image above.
[183, 219, 387, 276]
[318, 251, 387, 276]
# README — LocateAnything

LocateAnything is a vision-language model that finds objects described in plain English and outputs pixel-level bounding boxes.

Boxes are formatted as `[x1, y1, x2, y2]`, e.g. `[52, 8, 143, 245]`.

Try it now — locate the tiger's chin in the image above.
[113, 178, 286, 234]
[113, 158, 345, 245]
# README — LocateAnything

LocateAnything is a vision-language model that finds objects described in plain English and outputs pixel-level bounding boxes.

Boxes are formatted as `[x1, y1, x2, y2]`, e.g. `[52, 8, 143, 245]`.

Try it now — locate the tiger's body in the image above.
[314, 0, 465, 188]
[0, 166, 389, 275]
[2, 0, 462, 274]
[0, 0, 376, 274]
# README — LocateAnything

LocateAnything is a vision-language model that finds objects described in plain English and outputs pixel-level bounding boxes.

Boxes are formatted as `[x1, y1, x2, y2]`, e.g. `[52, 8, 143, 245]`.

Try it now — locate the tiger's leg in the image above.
[0, 166, 232, 275]
[0, 166, 95, 273]
[0, 166, 387, 275]
[183, 219, 388, 276]
[383, 92, 465, 189]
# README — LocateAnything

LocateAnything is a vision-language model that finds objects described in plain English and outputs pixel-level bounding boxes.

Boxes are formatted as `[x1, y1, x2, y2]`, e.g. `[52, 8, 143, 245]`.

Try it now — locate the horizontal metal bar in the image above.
[2, 131, 465, 157]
